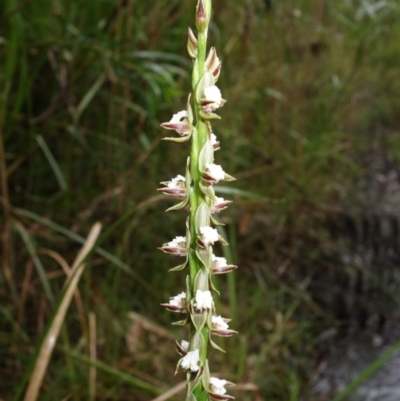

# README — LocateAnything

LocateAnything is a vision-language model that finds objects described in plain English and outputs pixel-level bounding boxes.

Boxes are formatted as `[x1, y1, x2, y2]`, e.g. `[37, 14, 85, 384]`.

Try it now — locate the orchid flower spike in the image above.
[158, 1, 238, 398]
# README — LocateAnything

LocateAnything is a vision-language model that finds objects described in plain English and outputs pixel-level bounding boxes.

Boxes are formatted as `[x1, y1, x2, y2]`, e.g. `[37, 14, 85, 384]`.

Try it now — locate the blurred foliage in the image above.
[1, 0, 400, 399]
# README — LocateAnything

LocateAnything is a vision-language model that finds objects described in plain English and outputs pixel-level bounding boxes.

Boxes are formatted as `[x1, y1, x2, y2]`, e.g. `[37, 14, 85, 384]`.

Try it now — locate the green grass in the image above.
[1, 0, 400, 399]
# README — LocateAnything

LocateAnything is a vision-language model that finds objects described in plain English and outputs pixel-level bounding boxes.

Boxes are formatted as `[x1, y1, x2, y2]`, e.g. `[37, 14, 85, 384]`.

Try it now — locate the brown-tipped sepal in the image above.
[210, 197, 232, 214]
[187, 28, 198, 58]
[158, 175, 187, 198]
[202, 163, 235, 185]
[211, 254, 237, 275]
[211, 315, 238, 337]
[161, 110, 192, 141]
[163, 166, 191, 210]
[159, 236, 187, 256]
[205, 47, 222, 83]
[176, 339, 189, 356]
[161, 292, 187, 313]
[211, 132, 220, 151]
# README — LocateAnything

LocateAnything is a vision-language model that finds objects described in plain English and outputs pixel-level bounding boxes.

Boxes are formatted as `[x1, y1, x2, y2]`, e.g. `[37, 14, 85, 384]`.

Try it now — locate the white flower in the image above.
[210, 197, 232, 214]
[214, 196, 225, 205]
[181, 349, 200, 372]
[212, 315, 229, 330]
[205, 163, 225, 182]
[204, 85, 222, 107]
[167, 175, 186, 189]
[168, 236, 186, 247]
[212, 254, 227, 267]
[180, 340, 189, 353]
[159, 235, 187, 256]
[169, 292, 186, 308]
[161, 110, 190, 137]
[199, 226, 219, 247]
[211, 133, 220, 151]
[195, 289, 214, 311]
[211, 254, 237, 275]
[170, 110, 188, 123]
[209, 377, 228, 395]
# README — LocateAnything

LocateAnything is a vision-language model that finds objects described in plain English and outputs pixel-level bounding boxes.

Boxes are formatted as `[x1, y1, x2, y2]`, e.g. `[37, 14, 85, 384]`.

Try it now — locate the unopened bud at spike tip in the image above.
[196, 0, 207, 32]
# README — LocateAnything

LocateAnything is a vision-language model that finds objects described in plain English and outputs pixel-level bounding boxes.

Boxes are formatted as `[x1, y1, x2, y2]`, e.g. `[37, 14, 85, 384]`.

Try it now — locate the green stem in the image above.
[189, 5, 211, 400]
[189, 14, 209, 292]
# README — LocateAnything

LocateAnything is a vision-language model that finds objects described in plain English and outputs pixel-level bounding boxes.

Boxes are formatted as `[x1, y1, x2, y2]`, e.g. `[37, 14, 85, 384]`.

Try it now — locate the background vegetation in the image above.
[1, 0, 400, 399]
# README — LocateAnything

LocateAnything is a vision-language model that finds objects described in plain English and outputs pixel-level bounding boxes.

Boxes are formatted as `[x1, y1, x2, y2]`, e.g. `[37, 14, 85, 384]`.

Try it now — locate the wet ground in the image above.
[313, 323, 400, 400]
[312, 152, 400, 401]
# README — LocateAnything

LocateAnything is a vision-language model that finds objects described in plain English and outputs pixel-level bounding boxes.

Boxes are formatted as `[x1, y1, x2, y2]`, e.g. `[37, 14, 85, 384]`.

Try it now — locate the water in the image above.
[313, 315, 400, 400]
[313, 151, 400, 400]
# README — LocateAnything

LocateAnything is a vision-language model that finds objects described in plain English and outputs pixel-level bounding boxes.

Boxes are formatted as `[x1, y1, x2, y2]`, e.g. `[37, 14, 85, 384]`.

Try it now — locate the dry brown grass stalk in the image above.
[89, 311, 97, 401]
[22, 223, 101, 401]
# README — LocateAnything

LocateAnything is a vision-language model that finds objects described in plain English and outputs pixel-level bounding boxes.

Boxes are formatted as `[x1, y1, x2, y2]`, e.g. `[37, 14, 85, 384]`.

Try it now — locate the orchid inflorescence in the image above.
[158, 1, 237, 400]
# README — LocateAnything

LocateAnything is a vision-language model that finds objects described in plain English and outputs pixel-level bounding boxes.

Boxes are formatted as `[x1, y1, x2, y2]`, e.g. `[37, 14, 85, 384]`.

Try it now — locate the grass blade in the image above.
[36, 135, 68, 192]
[13, 221, 55, 304]
[89, 312, 96, 401]
[331, 339, 400, 401]
[61, 348, 161, 395]
[13, 207, 154, 293]
[73, 73, 106, 125]
[21, 223, 101, 401]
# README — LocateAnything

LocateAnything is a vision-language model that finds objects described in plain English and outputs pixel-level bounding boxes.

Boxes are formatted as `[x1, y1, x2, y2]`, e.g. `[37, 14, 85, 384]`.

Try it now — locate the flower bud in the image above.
[196, 0, 207, 32]
[205, 47, 222, 83]
[187, 27, 198, 59]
